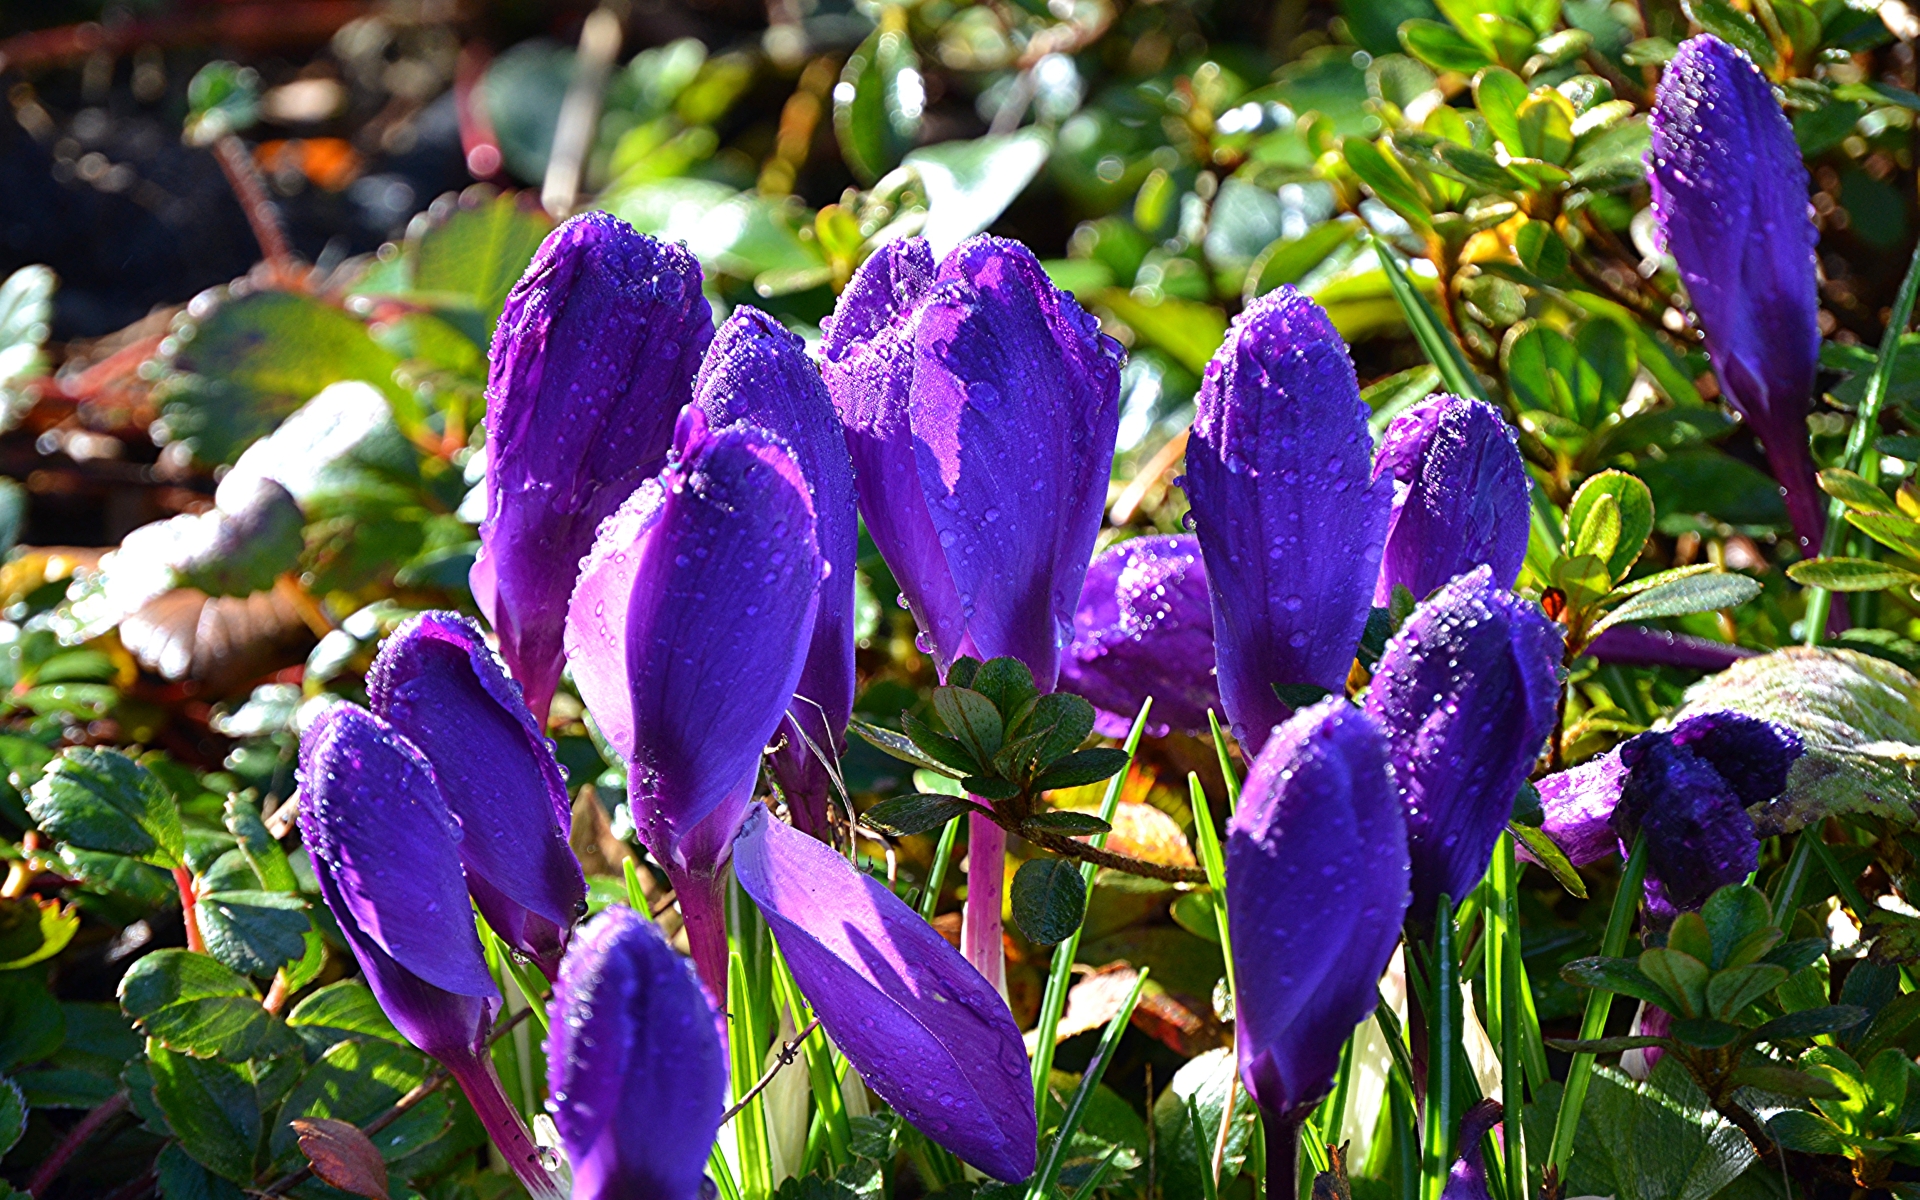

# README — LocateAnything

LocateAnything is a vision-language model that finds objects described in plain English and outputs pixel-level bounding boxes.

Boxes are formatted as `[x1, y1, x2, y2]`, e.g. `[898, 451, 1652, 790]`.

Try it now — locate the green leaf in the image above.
[1399, 19, 1494, 73]
[1031, 749, 1132, 793]
[285, 981, 407, 1052]
[119, 949, 298, 1062]
[1681, 0, 1776, 66]
[147, 1040, 264, 1183]
[1704, 963, 1788, 1021]
[1766, 1109, 1848, 1156]
[849, 717, 968, 778]
[269, 1038, 449, 1172]
[0, 1075, 22, 1159]
[1639, 947, 1710, 1017]
[1753, 1005, 1870, 1042]
[1242, 218, 1362, 304]
[1698, 884, 1773, 967]
[0, 894, 79, 969]
[196, 890, 311, 977]
[1560, 955, 1679, 1011]
[1819, 467, 1899, 514]
[1571, 492, 1622, 571]
[1845, 511, 1920, 561]
[860, 794, 977, 838]
[1022, 811, 1114, 836]
[166, 291, 411, 463]
[1509, 821, 1588, 898]
[1665, 1018, 1740, 1049]
[27, 747, 182, 868]
[971, 657, 1039, 724]
[1371, 235, 1487, 403]
[835, 22, 923, 186]
[406, 196, 551, 337]
[1591, 572, 1761, 632]
[1169, 891, 1222, 944]
[1474, 67, 1528, 156]
[1725, 1065, 1839, 1098]
[1566, 1061, 1757, 1200]
[1516, 89, 1576, 164]
[904, 129, 1053, 259]
[222, 795, 297, 894]
[153, 1142, 246, 1200]
[0, 972, 65, 1072]
[1343, 137, 1433, 232]
[1093, 291, 1228, 376]
[1011, 858, 1088, 946]
[0, 265, 53, 414]
[1787, 557, 1920, 592]
[1149, 1048, 1258, 1197]
[932, 687, 1005, 767]
[1019, 694, 1099, 769]
[1568, 470, 1654, 582]
[963, 776, 1020, 802]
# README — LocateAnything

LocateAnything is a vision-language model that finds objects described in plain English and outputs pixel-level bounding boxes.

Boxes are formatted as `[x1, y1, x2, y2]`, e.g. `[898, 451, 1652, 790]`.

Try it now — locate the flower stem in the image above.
[172, 866, 205, 954]
[445, 1052, 564, 1200]
[1264, 1109, 1303, 1200]
[668, 864, 730, 1005]
[961, 811, 1006, 994]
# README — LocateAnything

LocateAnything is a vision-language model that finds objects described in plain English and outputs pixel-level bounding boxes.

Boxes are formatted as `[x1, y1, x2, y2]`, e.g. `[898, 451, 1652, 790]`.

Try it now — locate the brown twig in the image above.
[27, 1091, 130, 1196]
[1019, 827, 1208, 884]
[210, 135, 296, 283]
[720, 1016, 822, 1124]
[258, 1006, 537, 1197]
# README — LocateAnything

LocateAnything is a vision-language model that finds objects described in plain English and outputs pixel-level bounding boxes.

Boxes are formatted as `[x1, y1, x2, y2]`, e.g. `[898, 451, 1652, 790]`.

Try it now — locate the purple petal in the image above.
[1667, 709, 1803, 808]
[565, 408, 822, 875]
[1531, 751, 1630, 867]
[1441, 1100, 1503, 1200]
[820, 240, 968, 671]
[1227, 699, 1409, 1120]
[730, 806, 1038, 1181]
[1373, 394, 1529, 605]
[1185, 287, 1391, 753]
[475, 212, 713, 718]
[1585, 626, 1756, 671]
[1650, 35, 1822, 554]
[1059, 534, 1220, 737]
[368, 612, 587, 978]
[906, 236, 1123, 685]
[694, 308, 859, 839]
[546, 907, 726, 1200]
[1611, 731, 1759, 914]
[1363, 566, 1563, 923]
[297, 704, 499, 1056]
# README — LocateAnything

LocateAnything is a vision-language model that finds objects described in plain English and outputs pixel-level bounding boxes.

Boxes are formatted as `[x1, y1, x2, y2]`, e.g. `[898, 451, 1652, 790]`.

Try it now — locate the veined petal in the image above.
[1532, 751, 1630, 867]
[369, 612, 587, 976]
[546, 907, 726, 1200]
[1227, 699, 1409, 1120]
[1363, 566, 1562, 923]
[695, 308, 859, 838]
[1186, 287, 1390, 752]
[1059, 534, 1219, 737]
[477, 211, 713, 715]
[731, 806, 1038, 1181]
[1373, 394, 1529, 605]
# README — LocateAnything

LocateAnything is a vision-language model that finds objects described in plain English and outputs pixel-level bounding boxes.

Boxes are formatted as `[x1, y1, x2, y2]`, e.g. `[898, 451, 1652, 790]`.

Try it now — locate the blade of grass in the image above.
[1491, 836, 1528, 1200]
[770, 936, 851, 1170]
[1806, 238, 1920, 644]
[1067, 1143, 1126, 1200]
[1546, 834, 1646, 1180]
[1186, 773, 1235, 990]
[477, 913, 550, 1035]
[1419, 895, 1459, 1200]
[918, 814, 963, 920]
[1029, 968, 1150, 1200]
[709, 1142, 743, 1200]
[1189, 1096, 1220, 1200]
[1031, 698, 1153, 1112]
[1370, 233, 1488, 404]
[1207, 710, 1241, 811]
[726, 946, 774, 1200]
[623, 858, 647, 911]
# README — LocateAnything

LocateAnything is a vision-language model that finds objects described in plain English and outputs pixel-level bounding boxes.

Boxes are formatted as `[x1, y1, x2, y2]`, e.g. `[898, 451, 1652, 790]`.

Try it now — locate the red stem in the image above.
[666, 863, 730, 1007]
[211, 134, 295, 280]
[445, 1053, 564, 1200]
[960, 812, 1007, 995]
[27, 1091, 128, 1196]
[172, 866, 205, 954]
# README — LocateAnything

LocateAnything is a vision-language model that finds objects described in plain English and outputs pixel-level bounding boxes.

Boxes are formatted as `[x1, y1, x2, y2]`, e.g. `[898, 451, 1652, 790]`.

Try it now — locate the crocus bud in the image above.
[473, 212, 714, 722]
[1372, 393, 1529, 605]
[1227, 699, 1408, 1192]
[692, 307, 858, 841]
[565, 408, 821, 997]
[1185, 287, 1391, 754]
[1362, 566, 1562, 925]
[299, 704, 562, 1200]
[820, 235, 1122, 688]
[1650, 35, 1823, 555]
[368, 612, 587, 979]
[1533, 711, 1799, 916]
[1059, 534, 1219, 738]
[546, 907, 727, 1200]
[731, 806, 1038, 1182]
[1441, 1100, 1503, 1200]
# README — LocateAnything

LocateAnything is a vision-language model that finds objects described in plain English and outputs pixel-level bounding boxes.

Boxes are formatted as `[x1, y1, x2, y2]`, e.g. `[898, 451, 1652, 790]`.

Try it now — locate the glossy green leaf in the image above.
[1681, 0, 1776, 66]
[1012, 857, 1088, 946]
[1785, 558, 1920, 592]
[860, 794, 978, 838]
[1031, 748, 1132, 793]
[27, 747, 183, 868]
[835, 22, 923, 185]
[147, 1040, 264, 1183]
[850, 717, 969, 778]
[1568, 470, 1654, 583]
[1592, 572, 1761, 633]
[0, 895, 79, 970]
[269, 1038, 449, 1172]
[1399, 19, 1494, 73]
[119, 949, 299, 1061]
[905, 129, 1052, 259]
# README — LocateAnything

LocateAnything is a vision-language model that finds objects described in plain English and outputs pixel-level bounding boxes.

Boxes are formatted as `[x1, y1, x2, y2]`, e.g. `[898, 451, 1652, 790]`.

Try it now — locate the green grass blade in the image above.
[1029, 968, 1150, 1200]
[1370, 233, 1487, 404]
[918, 813, 963, 920]
[726, 946, 774, 1200]
[1207, 710, 1241, 811]
[1031, 698, 1153, 1112]
[1186, 774, 1235, 997]
[770, 936, 851, 1170]
[1419, 895, 1459, 1200]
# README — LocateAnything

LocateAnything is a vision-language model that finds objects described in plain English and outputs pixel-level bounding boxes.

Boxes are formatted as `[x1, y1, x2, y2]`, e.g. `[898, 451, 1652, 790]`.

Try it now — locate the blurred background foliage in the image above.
[3, 0, 1920, 1196]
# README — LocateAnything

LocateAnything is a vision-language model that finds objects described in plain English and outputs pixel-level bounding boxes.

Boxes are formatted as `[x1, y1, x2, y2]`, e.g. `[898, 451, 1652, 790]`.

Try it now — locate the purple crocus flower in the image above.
[1058, 534, 1219, 738]
[1531, 711, 1802, 915]
[368, 612, 586, 980]
[1185, 287, 1391, 754]
[472, 211, 714, 724]
[1650, 35, 1823, 556]
[692, 307, 858, 841]
[1227, 699, 1409, 1196]
[1441, 1100, 1503, 1200]
[820, 235, 1122, 990]
[1372, 393, 1529, 606]
[1585, 625, 1756, 672]
[732, 806, 1038, 1181]
[1363, 566, 1562, 926]
[565, 408, 821, 998]
[546, 907, 727, 1200]
[298, 704, 561, 1200]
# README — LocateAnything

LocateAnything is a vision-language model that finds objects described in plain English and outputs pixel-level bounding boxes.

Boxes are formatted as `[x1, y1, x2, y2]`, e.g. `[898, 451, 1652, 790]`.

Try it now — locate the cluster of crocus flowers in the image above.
[1649, 34, 1824, 556]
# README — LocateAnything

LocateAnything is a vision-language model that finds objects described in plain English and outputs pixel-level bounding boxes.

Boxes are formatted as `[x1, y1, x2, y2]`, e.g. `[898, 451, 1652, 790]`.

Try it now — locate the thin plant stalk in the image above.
[1805, 239, 1920, 643]
[1030, 699, 1152, 1110]
[1207, 710, 1242, 810]
[919, 814, 963, 920]
[1419, 895, 1459, 1200]
[1546, 835, 1648, 1180]
[770, 938, 851, 1170]
[1027, 968, 1150, 1200]
[962, 811, 1008, 993]
[726, 946, 774, 1200]
[1492, 836, 1527, 1200]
